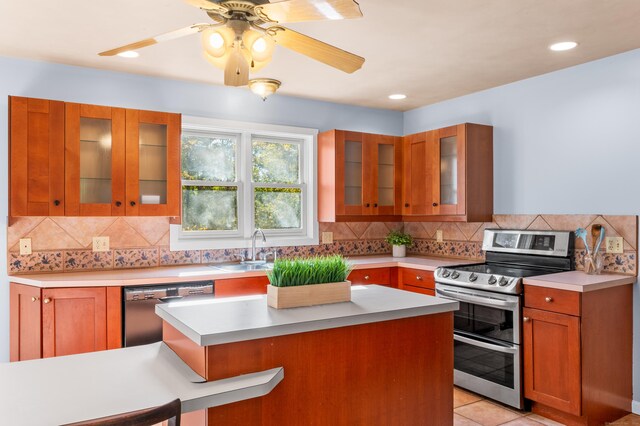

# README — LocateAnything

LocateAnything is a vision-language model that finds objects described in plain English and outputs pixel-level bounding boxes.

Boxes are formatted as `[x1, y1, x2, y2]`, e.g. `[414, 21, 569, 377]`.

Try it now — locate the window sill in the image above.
[169, 224, 320, 251]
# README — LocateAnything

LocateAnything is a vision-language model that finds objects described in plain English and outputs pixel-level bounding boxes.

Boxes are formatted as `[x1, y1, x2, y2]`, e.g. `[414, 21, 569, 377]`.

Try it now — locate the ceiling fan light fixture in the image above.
[249, 78, 281, 101]
[243, 31, 275, 64]
[209, 32, 225, 49]
[117, 50, 139, 58]
[202, 27, 234, 59]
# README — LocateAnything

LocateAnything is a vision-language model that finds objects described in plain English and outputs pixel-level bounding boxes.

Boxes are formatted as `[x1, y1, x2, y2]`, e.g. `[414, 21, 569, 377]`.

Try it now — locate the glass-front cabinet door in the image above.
[434, 125, 464, 215]
[370, 134, 399, 215]
[337, 131, 369, 215]
[125, 110, 180, 216]
[65, 103, 126, 216]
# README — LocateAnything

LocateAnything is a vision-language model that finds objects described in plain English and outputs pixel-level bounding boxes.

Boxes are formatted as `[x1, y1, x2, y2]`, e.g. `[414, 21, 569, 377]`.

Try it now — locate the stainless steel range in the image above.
[435, 229, 574, 409]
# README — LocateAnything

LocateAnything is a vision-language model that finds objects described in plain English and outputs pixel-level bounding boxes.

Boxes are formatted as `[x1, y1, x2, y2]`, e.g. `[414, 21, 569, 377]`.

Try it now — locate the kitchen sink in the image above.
[211, 263, 274, 272]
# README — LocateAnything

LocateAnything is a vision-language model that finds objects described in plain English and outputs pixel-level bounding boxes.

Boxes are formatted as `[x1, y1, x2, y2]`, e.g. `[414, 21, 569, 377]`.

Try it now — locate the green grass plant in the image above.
[267, 255, 353, 287]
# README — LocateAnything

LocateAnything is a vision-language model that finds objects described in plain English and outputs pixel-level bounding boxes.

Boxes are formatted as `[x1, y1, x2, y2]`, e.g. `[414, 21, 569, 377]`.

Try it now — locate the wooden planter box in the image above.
[267, 281, 351, 309]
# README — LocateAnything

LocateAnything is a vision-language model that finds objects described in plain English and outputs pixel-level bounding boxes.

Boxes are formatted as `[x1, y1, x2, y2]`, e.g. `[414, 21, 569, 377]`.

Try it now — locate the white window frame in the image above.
[171, 115, 319, 251]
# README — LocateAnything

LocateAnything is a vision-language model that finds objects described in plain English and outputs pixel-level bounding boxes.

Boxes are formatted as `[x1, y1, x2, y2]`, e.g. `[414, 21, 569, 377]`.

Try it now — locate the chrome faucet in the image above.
[247, 229, 266, 263]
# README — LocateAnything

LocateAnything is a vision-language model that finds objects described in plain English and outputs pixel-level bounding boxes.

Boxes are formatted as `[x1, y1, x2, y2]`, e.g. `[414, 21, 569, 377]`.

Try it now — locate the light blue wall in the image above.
[0, 55, 403, 363]
[404, 48, 640, 405]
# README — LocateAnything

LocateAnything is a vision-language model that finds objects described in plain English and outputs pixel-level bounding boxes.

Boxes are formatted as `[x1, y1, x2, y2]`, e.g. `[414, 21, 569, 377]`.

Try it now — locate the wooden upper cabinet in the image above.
[10, 96, 180, 217]
[125, 109, 181, 216]
[9, 96, 65, 216]
[65, 103, 126, 216]
[318, 130, 401, 221]
[403, 123, 493, 222]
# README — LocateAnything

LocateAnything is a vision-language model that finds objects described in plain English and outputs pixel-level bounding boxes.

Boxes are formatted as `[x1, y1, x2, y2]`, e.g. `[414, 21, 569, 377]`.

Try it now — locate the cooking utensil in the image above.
[576, 227, 595, 273]
[593, 225, 606, 254]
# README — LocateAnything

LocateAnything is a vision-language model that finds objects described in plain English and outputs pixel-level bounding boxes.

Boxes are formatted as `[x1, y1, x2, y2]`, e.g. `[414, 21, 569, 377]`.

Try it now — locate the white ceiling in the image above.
[1, 0, 640, 111]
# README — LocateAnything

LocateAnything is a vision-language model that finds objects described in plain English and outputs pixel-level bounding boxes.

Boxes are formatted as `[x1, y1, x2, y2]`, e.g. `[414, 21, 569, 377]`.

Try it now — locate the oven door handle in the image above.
[436, 288, 518, 309]
[454, 334, 517, 354]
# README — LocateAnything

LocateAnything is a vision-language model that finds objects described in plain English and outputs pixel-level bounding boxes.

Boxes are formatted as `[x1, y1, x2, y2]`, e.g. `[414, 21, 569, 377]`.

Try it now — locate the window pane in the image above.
[182, 134, 236, 182]
[182, 186, 238, 231]
[254, 188, 301, 230]
[252, 139, 300, 184]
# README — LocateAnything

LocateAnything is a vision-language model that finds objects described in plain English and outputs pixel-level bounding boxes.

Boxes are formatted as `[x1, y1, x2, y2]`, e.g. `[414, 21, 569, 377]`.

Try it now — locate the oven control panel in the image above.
[434, 267, 521, 294]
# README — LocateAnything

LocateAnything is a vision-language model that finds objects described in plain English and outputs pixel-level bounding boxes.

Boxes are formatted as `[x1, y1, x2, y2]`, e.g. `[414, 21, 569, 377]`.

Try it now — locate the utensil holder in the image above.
[583, 252, 603, 275]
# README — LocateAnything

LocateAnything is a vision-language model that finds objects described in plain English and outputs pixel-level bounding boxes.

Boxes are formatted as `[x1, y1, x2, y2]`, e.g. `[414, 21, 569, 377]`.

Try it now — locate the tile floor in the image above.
[453, 387, 640, 426]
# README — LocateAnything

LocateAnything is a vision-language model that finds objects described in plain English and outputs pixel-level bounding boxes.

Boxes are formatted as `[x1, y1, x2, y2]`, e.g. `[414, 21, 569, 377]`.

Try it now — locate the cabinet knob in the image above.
[43, 298, 52, 304]
[404, 203, 409, 208]
[115, 201, 122, 207]
[545, 296, 553, 303]
[364, 275, 370, 280]
[31, 296, 39, 302]
[374, 203, 378, 208]
[416, 275, 423, 281]
[53, 200, 61, 206]
[523, 317, 530, 322]
[365, 203, 370, 207]
[130, 201, 136, 207]
[432, 202, 438, 207]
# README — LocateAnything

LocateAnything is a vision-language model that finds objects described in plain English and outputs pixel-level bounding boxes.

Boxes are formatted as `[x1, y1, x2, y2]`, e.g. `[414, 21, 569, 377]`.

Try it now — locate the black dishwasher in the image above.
[122, 281, 214, 347]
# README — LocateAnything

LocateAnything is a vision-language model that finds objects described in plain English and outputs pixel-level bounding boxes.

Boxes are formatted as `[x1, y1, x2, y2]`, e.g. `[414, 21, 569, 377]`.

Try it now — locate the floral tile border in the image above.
[574, 250, 636, 276]
[408, 239, 484, 260]
[159, 248, 201, 265]
[114, 248, 159, 269]
[8, 251, 63, 273]
[64, 250, 114, 271]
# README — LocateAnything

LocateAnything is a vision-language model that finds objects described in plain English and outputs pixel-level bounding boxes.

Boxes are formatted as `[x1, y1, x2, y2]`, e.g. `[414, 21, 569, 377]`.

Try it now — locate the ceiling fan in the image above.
[99, 0, 365, 88]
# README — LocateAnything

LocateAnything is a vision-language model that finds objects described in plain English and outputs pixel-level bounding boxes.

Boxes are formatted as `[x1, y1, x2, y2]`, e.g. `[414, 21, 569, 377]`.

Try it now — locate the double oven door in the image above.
[436, 283, 523, 409]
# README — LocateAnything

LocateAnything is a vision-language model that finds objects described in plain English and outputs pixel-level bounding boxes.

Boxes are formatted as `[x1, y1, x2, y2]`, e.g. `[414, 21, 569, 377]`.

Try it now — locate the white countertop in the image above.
[0, 342, 283, 426]
[155, 284, 459, 347]
[524, 270, 636, 292]
[8, 255, 469, 288]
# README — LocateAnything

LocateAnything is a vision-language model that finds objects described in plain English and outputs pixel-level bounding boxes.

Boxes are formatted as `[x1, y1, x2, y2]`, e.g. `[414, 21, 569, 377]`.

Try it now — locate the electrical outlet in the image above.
[19, 238, 32, 255]
[436, 230, 443, 243]
[606, 237, 623, 254]
[322, 232, 333, 244]
[93, 236, 110, 252]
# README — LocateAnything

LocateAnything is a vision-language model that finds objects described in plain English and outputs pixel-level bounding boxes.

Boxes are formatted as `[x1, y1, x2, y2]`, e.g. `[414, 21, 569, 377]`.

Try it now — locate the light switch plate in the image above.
[436, 230, 443, 243]
[19, 238, 32, 255]
[322, 232, 334, 244]
[93, 236, 110, 252]
[605, 237, 623, 254]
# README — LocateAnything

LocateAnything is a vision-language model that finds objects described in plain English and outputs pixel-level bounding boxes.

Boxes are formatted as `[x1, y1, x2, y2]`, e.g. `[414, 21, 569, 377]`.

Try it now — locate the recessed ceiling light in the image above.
[117, 50, 140, 58]
[388, 94, 407, 100]
[549, 41, 578, 52]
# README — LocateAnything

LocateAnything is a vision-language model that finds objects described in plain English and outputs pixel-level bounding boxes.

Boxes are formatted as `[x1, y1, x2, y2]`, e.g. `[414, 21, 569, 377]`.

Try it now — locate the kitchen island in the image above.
[156, 284, 458, 425]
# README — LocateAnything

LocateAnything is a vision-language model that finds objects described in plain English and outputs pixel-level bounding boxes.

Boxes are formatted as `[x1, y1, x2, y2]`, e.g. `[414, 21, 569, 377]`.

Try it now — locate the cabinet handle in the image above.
[53, 200, 61, 206]
[31, 296, 39, 302]
[115, 201, 122, 207]
[364, 275, 370, 280]
[130, 201, 136, 207]
[404, 203, 409, 208]
[545, 296, 553, 303]
[523, 317, 530, 322]
[416, 276, 423, 281]
[432, 202, 438, 207]
[43, 298, 52, 304]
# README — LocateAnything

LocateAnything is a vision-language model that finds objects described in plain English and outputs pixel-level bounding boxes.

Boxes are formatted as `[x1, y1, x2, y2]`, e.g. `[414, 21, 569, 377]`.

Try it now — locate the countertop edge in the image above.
[523, 274, 636, 293]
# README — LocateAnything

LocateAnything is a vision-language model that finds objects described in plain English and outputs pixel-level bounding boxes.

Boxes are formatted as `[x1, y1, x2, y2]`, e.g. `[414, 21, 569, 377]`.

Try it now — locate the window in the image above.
[171, 116, 318, 250]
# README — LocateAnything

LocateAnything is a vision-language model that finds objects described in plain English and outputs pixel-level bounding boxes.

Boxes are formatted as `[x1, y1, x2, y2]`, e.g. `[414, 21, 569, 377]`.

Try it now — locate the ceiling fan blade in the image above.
[267, 26, 364, 73]
[183, 0, 229, 13]
[99, 24, 209, 56]
[224, 49, 249, 86]
[255, 0, 362, 23]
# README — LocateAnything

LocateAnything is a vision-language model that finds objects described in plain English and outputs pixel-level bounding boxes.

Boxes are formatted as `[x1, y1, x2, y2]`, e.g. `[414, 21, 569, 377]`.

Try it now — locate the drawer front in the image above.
[215, 276, 270, 298]
[348, 268, 391, 286]
[403, 285, 435, 297]
[400, 268, 435, 289]
[524, 285, 581, 316]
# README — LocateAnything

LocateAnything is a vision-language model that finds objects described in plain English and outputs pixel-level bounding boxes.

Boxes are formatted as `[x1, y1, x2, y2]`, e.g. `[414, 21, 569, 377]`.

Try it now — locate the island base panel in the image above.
[167, 313, 454, 425]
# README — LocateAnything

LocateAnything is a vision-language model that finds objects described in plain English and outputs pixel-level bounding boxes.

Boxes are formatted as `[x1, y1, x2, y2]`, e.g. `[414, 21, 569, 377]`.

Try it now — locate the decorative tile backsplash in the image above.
[6, 214, 637, 276]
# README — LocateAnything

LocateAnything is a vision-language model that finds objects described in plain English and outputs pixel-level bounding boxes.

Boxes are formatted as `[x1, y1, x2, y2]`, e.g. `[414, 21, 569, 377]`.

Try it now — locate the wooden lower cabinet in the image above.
[523, 284, 632, 426]
[347, 267, 393, 286]
[10, 283, 122, 361]
[398, 268, 435, 296]
[214, 276, 270, 298]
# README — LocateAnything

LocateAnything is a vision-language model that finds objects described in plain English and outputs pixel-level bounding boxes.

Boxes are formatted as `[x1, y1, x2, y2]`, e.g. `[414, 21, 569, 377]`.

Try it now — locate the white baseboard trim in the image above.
[632, 399, 640, 414]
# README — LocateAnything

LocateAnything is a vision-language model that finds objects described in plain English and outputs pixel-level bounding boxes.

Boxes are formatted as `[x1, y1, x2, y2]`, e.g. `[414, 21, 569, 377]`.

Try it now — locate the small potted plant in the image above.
[266, 255, 353, 309]
[386, 230, 413, 258]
